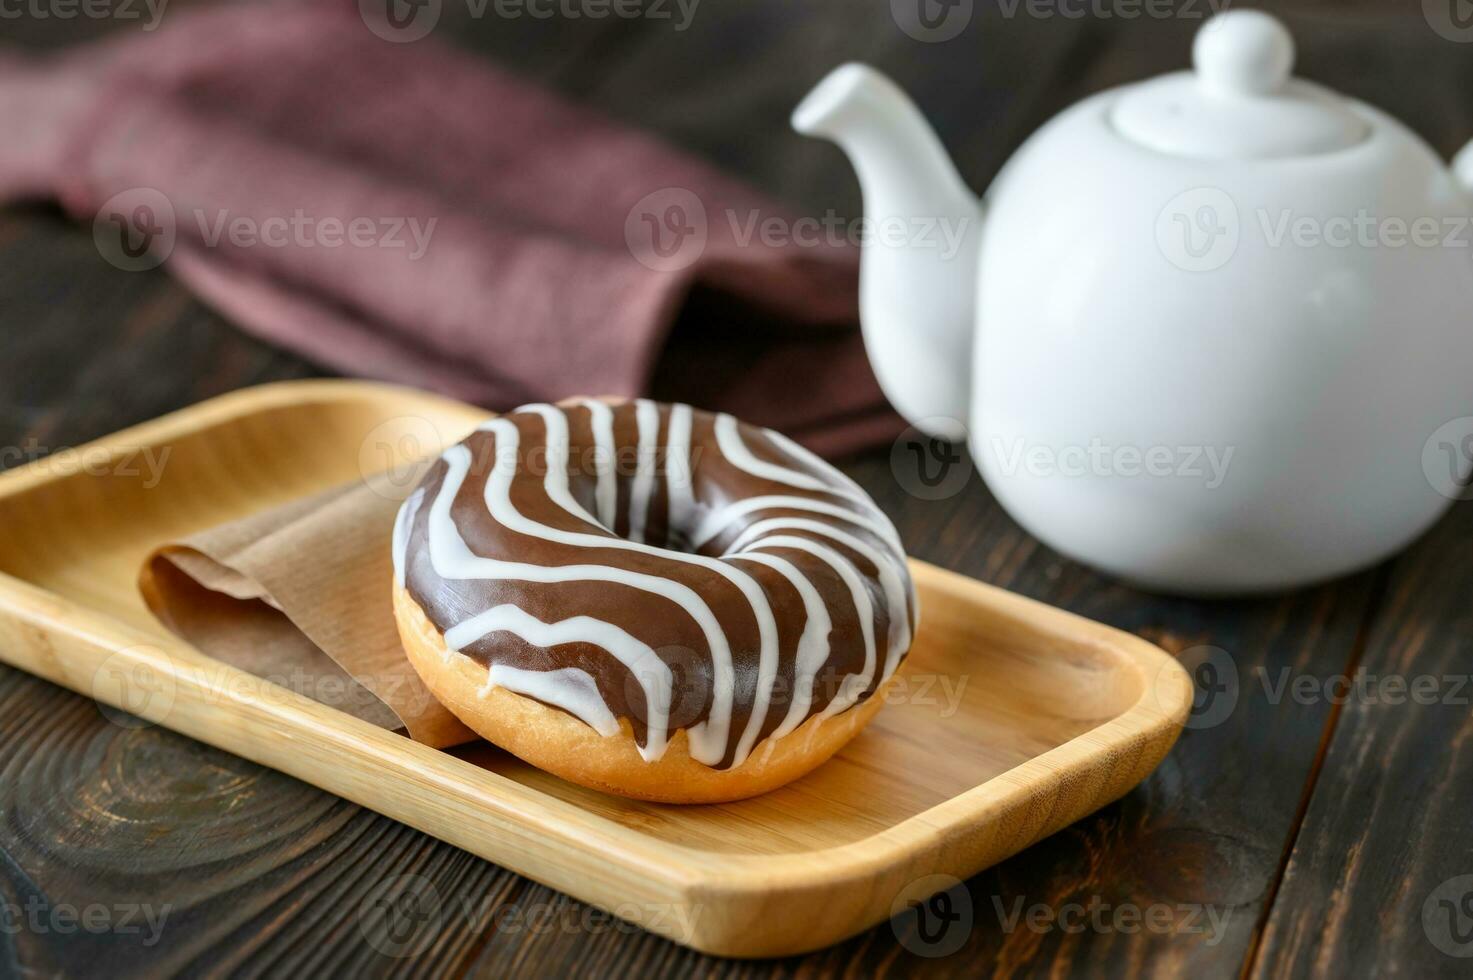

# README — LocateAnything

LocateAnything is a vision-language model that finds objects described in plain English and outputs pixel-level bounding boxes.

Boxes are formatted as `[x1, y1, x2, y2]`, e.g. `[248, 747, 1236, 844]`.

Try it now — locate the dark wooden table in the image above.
[4, 1, 1473, 976]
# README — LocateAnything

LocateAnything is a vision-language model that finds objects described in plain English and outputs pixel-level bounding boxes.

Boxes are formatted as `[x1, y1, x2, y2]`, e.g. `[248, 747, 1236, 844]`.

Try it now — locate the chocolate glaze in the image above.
[396, 400, 915, 770]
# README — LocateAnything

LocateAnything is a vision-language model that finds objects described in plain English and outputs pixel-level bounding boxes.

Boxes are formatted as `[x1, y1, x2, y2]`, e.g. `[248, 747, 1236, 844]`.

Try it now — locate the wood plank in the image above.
[452, 453, 1382, 976]
[0, 205, 1373, 974]
[0, 378, 1194, 959]
[1249, 499, 1473, 979]
[1, 0, 1451, 974]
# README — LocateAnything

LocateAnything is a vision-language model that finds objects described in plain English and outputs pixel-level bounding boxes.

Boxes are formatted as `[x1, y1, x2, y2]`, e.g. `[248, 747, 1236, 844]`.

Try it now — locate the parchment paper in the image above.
[138, 469, 475, 748]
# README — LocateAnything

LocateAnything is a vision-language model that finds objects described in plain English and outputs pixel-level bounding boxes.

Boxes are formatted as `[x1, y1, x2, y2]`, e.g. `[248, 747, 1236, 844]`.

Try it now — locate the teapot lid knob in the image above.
[1111, 7, 1366, 158]
[1193, 10, 1294, 97]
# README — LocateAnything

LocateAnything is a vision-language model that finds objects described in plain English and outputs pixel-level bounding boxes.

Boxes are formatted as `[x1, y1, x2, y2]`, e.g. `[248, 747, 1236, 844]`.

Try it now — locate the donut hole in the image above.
[560, 460, 712, 556]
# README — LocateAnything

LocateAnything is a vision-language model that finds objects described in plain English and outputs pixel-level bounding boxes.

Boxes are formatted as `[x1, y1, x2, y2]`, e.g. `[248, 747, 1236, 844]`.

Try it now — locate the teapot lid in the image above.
[1111, 11, 1368, 159]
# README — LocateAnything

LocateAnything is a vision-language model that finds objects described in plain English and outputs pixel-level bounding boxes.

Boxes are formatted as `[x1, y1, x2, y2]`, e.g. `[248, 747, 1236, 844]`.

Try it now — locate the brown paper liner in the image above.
[138, 469, 475, 748]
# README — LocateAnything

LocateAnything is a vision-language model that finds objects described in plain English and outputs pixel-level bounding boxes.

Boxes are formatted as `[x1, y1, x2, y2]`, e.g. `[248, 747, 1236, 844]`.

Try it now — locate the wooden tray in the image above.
[0, 380, 1191, 958]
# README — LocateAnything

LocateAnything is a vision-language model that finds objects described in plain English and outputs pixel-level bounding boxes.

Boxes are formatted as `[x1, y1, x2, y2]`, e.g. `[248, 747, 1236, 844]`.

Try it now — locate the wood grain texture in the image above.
[0, 0, 1462, 975]
[1249, 500, 1473, 980]
[0, 380, 1191, 959]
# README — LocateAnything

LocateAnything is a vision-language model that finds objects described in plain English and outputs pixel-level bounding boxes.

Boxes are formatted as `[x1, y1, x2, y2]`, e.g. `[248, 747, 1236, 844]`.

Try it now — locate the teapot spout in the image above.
[793, 64, 981, 438]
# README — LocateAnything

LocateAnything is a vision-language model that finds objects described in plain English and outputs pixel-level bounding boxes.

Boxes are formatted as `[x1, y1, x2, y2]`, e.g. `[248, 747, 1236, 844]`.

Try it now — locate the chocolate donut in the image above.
[391, 399, 916, 802]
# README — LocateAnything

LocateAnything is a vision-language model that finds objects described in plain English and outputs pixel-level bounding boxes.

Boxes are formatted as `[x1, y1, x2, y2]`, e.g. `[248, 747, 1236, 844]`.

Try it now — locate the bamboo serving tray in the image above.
[0, 380, 1191, 958]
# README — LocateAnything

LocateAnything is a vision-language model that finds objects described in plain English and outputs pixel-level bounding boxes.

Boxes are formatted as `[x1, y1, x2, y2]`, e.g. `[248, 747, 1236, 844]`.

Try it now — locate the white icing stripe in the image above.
[748, 535, 876, 718]
[731, 551, 831, 739]
[574, 398, 618, 531]
[762, 426, 915, 612]
[728, 516, 912, 681]
[766, 426, 872, 500]
[666, 403, 696, 536]
[628, 399, 660, 544]
[477, 411, 781, 768]
[516, 404, 604, 528]
[478, 664, 620, 740]
[718, 412, 913, 627]
[392, 487, 425, 588]
[690, 494, 904, 554]
[425, 444, 739, 764]
[714, 413, 837, 493]
[416, 401, 912, 769]
[716, 413, 878, 508]
[449, 604, 672, 761]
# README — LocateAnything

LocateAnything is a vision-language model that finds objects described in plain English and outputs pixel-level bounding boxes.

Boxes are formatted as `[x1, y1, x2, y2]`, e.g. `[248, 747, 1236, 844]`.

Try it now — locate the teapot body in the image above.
[971, 91, 1473, 592]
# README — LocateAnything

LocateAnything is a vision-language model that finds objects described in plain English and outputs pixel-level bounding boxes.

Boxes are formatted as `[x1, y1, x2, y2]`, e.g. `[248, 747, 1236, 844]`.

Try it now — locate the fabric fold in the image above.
[1, 0, 902, 456]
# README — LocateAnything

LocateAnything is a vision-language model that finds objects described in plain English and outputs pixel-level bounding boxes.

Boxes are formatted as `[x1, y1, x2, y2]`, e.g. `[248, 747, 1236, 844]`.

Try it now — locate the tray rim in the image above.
[0, 380, 1193, 943]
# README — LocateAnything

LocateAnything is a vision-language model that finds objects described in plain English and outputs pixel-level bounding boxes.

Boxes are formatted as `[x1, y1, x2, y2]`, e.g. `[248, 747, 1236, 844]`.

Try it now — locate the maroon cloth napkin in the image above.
[0, 1, 902, 456]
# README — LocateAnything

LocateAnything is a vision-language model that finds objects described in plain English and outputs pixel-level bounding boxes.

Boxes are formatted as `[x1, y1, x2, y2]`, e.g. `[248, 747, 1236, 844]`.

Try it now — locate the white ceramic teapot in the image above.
[793, 10, 1473, 594]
